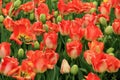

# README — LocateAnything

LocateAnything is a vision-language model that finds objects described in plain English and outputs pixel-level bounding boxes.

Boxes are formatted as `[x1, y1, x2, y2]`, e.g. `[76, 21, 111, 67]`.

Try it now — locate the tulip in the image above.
[0, 56, 19, 75]
[58, 20, 71, 36]
[0, 42, 11, 58]
[91, 53, 107, 73]
[112, 19, 120, 35]
[84, 50, 96, 65]
[88, 40, 104, 53]
[106, 54, 120, 73]
[85, 72, 100, 80]
[60, 59, 70, 74]
[85, 23, 103, 41]
[66, 40, 82, 59]
[43, 32, 58, 50]
[115, 5, 120, 19]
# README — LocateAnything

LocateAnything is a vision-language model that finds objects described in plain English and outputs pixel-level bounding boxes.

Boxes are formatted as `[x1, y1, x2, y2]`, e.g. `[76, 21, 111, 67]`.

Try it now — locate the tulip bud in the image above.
[5, 0, 10, 3]
[108, 53, 114, 56]
[40, 14, 46, 24]
[43, 24, 49, 32]
[29, 13, 35, 21]
[93, 1, 98, 7]
[14, 0, 21, 8]
[0, 15, 4, 23]
[105, 26, 113, 34]
[54, 11, 59, 17]
[60, 59, 70, 74]
[89, 8, 96, 13]
[70, 64, 79, 75]
[99, 17, 107, 27]
[67, 38, 72, 42]
[34, 41, 40, 50]
[57, 15, 62, 23]
[106, 47, 114, 53]
[18, 48, 24, 58]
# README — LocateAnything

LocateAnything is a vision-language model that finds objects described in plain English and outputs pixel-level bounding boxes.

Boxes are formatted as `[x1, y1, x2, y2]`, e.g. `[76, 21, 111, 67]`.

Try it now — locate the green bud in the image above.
[18, 48, 24, 58]
[67, 39, 72, 42]
[43, 24, 49, 32]
[40, 14, 46, 24]
[5, 0, 10, 3]
[106, 47, 114, 53]
[29, 13, 35, 21]
[89, 8, 96, 13]
[51, 0, 58, 2]
[93, 1, 98, 7]
[70, 64, 79, 75]
[14, 0, 21, 8]
[0, 15, 4, 23]
[34, 41, 40, 50]
[105, 26, 113, 34]
[99, 17, 107, 27]
[54, 11, 59, 17]
[108, 53, 114, 56]
[57, 15, 62, 23]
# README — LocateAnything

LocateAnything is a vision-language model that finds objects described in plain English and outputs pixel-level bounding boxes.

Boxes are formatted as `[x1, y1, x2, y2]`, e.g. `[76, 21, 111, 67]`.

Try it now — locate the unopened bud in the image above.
[0, 15, 4, 23]
[34, 41, 40, 50]
[14, 0, 21, 8]
[57, 15, 62, 23]
[106, 47, 114, 53]
[40, 14, 46, 24]
[18, 48, 24, 58]
[70, 64, 79, 75]
[105, 26, 113, 34]
[99, 17, 107, 27]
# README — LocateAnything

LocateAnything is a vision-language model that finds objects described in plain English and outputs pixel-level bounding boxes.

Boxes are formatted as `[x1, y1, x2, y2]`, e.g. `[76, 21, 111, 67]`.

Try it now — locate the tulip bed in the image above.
[0, 0, 120, 80]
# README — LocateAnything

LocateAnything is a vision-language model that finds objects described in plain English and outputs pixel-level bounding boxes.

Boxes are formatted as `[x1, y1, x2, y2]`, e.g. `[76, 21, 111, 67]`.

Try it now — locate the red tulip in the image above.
[58, 20, 71, 36]
[15, 18, 31, 29]
[85, 72, 100, 80]
[46, 21, 59, 32]
[20, 1, 34, 13]
[10, 24, 36, 45]
[108, 0, 120, 7]
[0, 0, 2, 9]
[31, 22, 45, 36]
[27, 50, 48, 73]
[112, 19, 120, 35]
[0, 56, 19, 75]
[69, 20, 84, 41]
[66, 40, 82, 59]
[91, 53, 107, 73]
[85, 23, 103, 41]
[82, 13, 97, 27]
[0, 42, 11, 58]
[2, 2, 13, 16]
[43, 32, 58, 50]
[98, 2, 111, 16]
[35, 3, 52, 21]
[115, 5, 120, 19]
[106, 54, 120, 73]
[84, 50, 96, 65]
[58, 0, 67, 14]
[33, 0, 46, 6]
[13, 60, 36, 80]
[60, 59, 70, 74]
[44, 49, 59, 69]
[88, 40, 104, 53]
[3, 16, 15, 31]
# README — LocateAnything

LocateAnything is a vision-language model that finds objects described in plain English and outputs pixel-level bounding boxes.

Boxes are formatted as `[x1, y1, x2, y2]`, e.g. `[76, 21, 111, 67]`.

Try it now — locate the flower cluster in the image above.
[0, 0, 120, 80]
